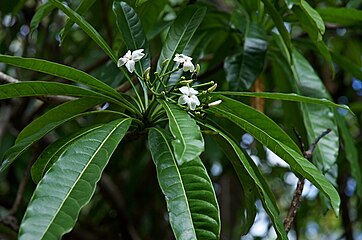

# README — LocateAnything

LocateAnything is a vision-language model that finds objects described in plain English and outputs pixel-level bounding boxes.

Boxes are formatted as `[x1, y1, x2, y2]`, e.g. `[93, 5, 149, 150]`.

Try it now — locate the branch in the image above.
[284, 128, 331, 232]
[0, 71, 77, 104]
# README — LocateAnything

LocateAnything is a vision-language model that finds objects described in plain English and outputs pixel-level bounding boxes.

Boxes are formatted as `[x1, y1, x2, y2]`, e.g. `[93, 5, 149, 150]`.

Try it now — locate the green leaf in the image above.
[261, 0, 292, 61]
[336, 112, 362, 198]
[18, 118, 131, 240]
[157, 6, 206, 74]
[332, 52, 362, 81]
[60, 0, 96, 43]
[48, 0, 117, 63]
[224, 22, 267, 90]
[203, 123, 287, 240]
[159, 100, 204, 165]
[0, 81, 118, 103]
[214, 91, 352, 113]
[208, 95, 340, 215]
[317, 7, 362, 26]
[0, 54, 122, 101]
[31, 126, 100, 184]
[148, 128, 220, 240]
[30, 2, 55, 33]
[291, 49, 339, 173]
[113, 1, 150, 75]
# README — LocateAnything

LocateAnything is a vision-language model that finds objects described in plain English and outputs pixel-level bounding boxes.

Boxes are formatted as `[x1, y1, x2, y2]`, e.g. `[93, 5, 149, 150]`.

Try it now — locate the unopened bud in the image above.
[179, 79, 193, 85]
[194, 64, 200, 74]
[207, 83, 217, 93]
[208, 100, 222, 107]
[162, 59, 170, 67]
[143, 67, 151, 81]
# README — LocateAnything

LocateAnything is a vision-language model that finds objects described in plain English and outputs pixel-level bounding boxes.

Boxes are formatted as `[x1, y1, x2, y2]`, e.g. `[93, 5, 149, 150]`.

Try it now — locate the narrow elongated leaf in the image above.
[48, 0, 117, 63]
[18, 118, 131, 240]
[317, 7, 362, 26]
[214, 91, 351, 113]
[16, 98, 102, 143]
[336, 112, 362, 198]
[113, 1, 150, 75]
[208, 96, 340, 214]
[0, 54, 122, 100]
[159, 100, 204, 165]
[203, 122, 287, 240]
[31, 126, 101, 183]
[224, 22, 267, 90]
[148, 128, 220, 240]
[30, 2, 55, 33]
[291, 49, 339, 172]
[157, 6, 206, 74]
[60, 0, 96, 43]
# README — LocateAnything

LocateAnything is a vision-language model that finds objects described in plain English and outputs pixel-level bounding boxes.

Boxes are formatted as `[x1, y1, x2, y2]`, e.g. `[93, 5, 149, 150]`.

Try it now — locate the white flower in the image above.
[173, 53, 195, 72]
[178, 86, 200, 110]
[117, 49, 145, 73]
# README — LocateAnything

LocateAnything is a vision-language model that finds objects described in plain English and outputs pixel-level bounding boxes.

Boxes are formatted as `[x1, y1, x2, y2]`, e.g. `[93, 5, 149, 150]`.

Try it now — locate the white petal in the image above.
[124, 50, 132, 59]
[117, 57, 128, 67]
[183, 60, 195, 72]
[208, 100, 222, 106]
[179, 86, 190, 95]
[190, 95, 200, 106]
[125, 60, 135, 73]
[173, 54, 183, 63]
[188, 99, 197, 110]
[188, 87, 198, 95]
[132, 49, 145, 61]
[178, 95, 189, 105]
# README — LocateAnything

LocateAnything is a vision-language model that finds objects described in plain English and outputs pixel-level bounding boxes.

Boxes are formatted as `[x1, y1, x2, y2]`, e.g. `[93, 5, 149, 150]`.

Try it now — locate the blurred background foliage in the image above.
[0, 0, 362, 239]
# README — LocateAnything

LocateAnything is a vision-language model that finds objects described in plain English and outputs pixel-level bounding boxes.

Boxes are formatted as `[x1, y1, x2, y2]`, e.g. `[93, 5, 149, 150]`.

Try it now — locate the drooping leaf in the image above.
[317, 7, 362, 26]
[213, 91, 351, 113]
[208, 95, 340, 215]
[48, 0, 117, 63]
[157, 6, 206, 75]
[202, 122, 287, 240]
[113, 1, 150, 75]
[31, 126, 101, 184]
[148, 128, 220, 240]
[0, 54, 122, 101]
[224, 22, 267, 91]
[60, 0, 96, 44]
[159, 100, 204, 165]
[291, 49, 339, 173]
[30, 2, 55, 33]
[18, 118, 132, 240]
[336, 112, 362, 198]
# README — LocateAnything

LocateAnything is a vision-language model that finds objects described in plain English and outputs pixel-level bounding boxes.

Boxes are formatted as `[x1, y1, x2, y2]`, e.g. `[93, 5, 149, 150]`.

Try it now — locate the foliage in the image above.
[0, 0, 361, 239]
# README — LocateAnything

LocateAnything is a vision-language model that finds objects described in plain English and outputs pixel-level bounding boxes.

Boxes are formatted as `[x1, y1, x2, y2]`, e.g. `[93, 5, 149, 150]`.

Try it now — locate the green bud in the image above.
[207, 83, 217, 93]
[161, 59, 170, 67]
[179, 79, 193, 85]
[143, 67, 151, 81]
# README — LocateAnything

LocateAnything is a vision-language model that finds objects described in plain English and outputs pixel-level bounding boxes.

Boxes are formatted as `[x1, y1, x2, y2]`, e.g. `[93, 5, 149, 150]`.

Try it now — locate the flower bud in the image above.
[143, 67, 151, 81]
[179, 79, 193, 85]
[208, 100, 222, 107]
[207, 83, 217, 93]
[162, 59, 170, 67]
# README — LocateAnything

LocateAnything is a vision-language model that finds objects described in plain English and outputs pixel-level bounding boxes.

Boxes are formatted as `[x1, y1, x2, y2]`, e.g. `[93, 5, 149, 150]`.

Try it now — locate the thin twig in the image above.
[284, 128, 332, 232]
[0, 71, 77, 104]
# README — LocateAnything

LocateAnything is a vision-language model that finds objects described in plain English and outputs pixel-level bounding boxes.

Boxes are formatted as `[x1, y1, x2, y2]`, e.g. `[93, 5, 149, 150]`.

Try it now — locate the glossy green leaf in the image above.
[30, 2, 55, 33]
[159, 100, 204, 165]
[60, 0, 96, 43]
[261, 0, 292, 59]
[291, 49, 339, 172]
[224, 22, 267, 90]
[317, 7, 362, 26]
[336, 112, 362, 198]
[203, 123, 287, 240]
[208, 95, 340, 215]
[148, 128, 220, 240]
[48, 0, 117, 63]
[18, 118, 131, 240]
[31, 126, 100, 184]
[214, 91, 352, 113]
[0, 81, 119, 103]
[0, 54, 122, 101]
[113, 1, 150, 74]
[157, 6, 206, 74]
